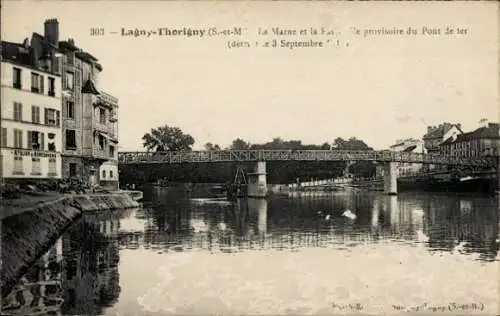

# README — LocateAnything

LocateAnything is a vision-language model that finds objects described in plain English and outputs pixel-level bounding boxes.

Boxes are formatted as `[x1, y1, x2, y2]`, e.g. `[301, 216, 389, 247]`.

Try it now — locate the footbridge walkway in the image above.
[118, 150, 498, 197]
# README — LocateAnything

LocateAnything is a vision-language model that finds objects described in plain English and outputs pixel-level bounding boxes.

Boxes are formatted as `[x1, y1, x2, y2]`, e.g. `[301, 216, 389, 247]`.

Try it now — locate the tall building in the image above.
[6, 18, 120, 189]
[1, 40, 63, 180]
[440, 119, 500, 158]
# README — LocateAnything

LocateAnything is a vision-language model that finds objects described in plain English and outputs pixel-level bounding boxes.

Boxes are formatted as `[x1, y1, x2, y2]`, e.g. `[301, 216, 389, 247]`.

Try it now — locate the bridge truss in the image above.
[118, 150, 498, 167]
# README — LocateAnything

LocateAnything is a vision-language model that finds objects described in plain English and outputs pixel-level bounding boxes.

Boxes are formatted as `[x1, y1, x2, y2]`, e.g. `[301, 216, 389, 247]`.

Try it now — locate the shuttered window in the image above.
[14, 129, 23, 148]
[31, 157, 41, 175]
[1, 128, 7, 147]
[13, 156, 23, 174]
[48, 158, 57, 176]
[31, 106, 40, 123]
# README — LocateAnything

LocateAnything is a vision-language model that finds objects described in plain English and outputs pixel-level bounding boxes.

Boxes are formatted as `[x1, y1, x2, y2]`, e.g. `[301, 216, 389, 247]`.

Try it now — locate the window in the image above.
[66, 72, 74, 90]
[98, 134, 105, 150]
[69, 163, 77, 177]
[13, 129, 23, 148]
[31, 157, 41, 175]
[102, 170, 106, 179]
[109, 145, 115, 157]
[44, 109, 60, 127]
[31, 106, 40, 124]
[65, 130, 76, 149]
[109, 170, 113, 178]
[1, 128, 7, 147]
[99, 108, 106, 124]
[13, 102, 22, 121]
[13, 67, 22, 89]
[31, 72, 44, 93]
[48, 158, 57, 176]
[13, 156, 23, 175]
[66, 101, 75, 119]
[48, 134, 56, 151]
[48, 77, 55, 96]
[27, 131, 44, 150]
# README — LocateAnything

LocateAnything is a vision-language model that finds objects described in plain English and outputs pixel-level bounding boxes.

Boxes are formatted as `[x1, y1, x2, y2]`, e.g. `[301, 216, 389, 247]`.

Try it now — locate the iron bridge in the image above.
[118, 150, 498, 167]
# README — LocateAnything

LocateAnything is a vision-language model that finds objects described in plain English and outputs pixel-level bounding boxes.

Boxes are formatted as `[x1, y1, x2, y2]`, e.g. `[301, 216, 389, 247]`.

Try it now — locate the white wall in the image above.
[1, 148, 62, 179]
[1, 61, 63, 179]
[99, 160, 118, 182]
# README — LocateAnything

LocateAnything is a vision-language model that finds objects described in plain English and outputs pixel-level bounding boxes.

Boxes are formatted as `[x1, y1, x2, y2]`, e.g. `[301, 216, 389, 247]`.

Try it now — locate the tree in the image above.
[333, 137, 372, 150]
[204, 142, 221, 151]
[229, 138, 251, 150]
[142, 125, 195, 152]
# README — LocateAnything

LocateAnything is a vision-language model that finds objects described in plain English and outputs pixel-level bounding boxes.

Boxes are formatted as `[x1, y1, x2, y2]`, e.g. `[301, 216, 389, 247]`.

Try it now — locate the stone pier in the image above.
[383, 162, 398, 195]
[247, 161, 268, 198]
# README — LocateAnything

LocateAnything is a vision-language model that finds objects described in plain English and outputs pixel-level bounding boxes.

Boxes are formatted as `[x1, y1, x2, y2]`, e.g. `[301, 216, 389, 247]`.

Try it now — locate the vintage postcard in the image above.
[0, 1, 498, 315]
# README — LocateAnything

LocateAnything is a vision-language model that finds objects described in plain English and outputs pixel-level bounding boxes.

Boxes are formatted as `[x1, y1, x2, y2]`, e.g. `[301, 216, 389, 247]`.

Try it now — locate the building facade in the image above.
[1, 43, 63, 180]
[389, 138, 425, 176]
[57, 35, 119, 190]
[6, 18, 120, 189]
[422, 122, 463, 154]
[440, 119, 500, 158]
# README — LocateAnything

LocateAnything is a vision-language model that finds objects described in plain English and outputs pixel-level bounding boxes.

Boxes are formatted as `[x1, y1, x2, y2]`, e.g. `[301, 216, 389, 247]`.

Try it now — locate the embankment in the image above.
[1, 192, 139, 297]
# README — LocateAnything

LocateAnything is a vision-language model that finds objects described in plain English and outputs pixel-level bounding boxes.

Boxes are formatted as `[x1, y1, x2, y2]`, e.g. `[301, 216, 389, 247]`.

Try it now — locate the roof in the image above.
[440, 123, 499, 145]
[1, 41, 29, 63]
[75, 50, 98, 63]
[1, 41, 60, 76]
[402, 145, 417, 152]
[81, 78, 100, 95]
[58, 40, 79, 52]
[423, 124, 463, 140]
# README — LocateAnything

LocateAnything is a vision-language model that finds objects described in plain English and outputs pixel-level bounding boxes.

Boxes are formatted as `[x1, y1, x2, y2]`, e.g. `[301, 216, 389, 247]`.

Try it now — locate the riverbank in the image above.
[1, 192, 140, 297]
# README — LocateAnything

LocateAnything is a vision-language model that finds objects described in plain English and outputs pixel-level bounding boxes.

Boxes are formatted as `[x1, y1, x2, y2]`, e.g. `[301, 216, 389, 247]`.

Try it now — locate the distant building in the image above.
[389, 138, 425, 176]
[1, 40, 63, 180]
[422, 122, 463, 154]
[440, 119, 500, 158]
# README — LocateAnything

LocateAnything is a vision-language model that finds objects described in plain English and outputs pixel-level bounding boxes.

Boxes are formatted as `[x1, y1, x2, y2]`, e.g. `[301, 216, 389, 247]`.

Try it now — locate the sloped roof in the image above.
[402, 145, 417, 152]
[456, 124, 499, 141]
[440, 123, 499, 145]
[423, 124, 462, 140]
[81, 78, 100, 95]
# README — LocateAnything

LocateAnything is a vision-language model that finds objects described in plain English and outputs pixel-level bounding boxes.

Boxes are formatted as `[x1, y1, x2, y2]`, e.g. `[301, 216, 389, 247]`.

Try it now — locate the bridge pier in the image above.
[383, 162, 398, 195]
[247, 161, 268, 198]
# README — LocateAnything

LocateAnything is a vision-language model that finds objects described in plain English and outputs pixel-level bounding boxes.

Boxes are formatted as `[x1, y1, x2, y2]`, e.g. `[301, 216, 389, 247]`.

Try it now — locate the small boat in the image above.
[208, 185, 226, 194]
[342, 210, 357, 220]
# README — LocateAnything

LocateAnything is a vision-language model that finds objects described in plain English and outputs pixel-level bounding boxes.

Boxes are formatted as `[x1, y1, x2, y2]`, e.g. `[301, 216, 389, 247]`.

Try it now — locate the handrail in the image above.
[117, 150, 497, 167]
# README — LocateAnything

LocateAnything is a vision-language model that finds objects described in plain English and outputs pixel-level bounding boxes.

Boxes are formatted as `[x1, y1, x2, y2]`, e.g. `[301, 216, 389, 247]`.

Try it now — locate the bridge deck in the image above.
[118, 150, 498, 167]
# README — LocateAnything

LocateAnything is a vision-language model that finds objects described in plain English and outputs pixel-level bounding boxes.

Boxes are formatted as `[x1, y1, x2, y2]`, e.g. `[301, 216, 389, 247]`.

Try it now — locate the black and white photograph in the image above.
[0, 1, 499, 315]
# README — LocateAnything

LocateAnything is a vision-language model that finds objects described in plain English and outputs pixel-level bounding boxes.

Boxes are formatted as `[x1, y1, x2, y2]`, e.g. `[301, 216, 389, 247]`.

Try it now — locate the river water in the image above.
[3, 187, 499, 315]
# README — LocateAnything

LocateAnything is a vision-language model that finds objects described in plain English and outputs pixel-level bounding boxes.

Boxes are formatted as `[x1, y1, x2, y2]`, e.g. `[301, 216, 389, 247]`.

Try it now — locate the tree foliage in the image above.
[142, 125, 195, 152]
[332, 137, 372, 150]
[229, 138, 251, 150]
[204, 142, 221, 151]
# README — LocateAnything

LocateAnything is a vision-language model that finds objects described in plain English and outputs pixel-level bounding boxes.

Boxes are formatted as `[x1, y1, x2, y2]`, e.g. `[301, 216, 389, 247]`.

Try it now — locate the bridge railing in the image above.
[118, 150, 498, 167]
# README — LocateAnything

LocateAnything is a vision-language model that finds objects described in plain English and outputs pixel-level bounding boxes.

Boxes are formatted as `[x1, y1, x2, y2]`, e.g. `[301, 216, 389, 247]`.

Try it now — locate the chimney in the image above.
[479, 118, 488, 128]
[456, 123, 462, 130]
[44, 19, 59, 47]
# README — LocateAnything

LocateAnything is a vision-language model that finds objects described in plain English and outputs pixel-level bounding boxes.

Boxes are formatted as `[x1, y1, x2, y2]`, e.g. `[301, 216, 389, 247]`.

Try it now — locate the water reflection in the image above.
[2, 209, 131, 316]
[3, 190, 499, 315]
[115, 190, 498, 260]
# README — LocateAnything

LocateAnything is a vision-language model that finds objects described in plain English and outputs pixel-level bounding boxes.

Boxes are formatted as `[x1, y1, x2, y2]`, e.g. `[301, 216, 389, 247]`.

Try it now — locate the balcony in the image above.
[95, 91, 118, 109]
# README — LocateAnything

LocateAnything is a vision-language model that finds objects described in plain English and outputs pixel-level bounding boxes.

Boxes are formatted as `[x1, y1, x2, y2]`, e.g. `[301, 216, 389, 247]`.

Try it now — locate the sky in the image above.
[2, 1, 498, 151]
